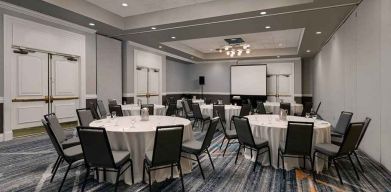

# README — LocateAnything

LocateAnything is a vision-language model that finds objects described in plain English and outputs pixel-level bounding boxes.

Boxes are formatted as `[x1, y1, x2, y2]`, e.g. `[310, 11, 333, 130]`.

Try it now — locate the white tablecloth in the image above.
[89, 116, 193, 184]
[200, 104, 241, 124]
[176, 99, 205, 108]
[121, 104, 166, 116]
[244, 115, 331, 172]
[264, 102, 303, 115]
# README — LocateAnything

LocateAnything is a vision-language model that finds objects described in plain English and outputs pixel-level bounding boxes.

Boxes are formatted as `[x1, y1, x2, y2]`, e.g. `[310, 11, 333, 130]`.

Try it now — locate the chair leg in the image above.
[219, 138, 225, 150]
[253, 149, 259, 172]
[277, 150, 280, 169]
[52, 156, 61, 173]
[130, 160, 134, 184]
[148, 169, 152, 192]
[282, 155, 286, 179]
[51, 157, 61, 183]
[303, 156, 306, 169]
[142, 161, 146, 184]
[201, 120, 204, 132]
[348, 154, 360, 180]
[312, 151, 317, 182]
[177, 164, 185, 191]
[223, 139, 231, 157]
[267, 146, 272, 166]
[333, 159, 343, 185]
[250, 149, 253, 159]
[171, 163, 174, 178]
[58, 163, 72, 192]
[353, 151, 364, 172]
[235, 145, 241, 164]
[96, 169, 99, 183]
[196, 155, 205, 179]
[114, 169, 120, 192]
[206, 149, 215, 170]
[81, 167, 90, 192]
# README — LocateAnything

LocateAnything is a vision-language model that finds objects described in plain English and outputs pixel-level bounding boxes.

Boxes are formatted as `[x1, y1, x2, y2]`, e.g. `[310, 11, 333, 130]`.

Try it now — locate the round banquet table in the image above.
[200, 104, 241, 124]
[89, 116, 193, 184]
[176, 99, 205, 108]
[121, 104, 166, 116]
[244, 115, 331, 172]
[264, 102, 303, 115]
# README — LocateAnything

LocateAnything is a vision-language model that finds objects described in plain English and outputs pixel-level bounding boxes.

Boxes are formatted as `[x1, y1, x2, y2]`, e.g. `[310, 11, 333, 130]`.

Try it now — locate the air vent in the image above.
[224, 38, 244, 45]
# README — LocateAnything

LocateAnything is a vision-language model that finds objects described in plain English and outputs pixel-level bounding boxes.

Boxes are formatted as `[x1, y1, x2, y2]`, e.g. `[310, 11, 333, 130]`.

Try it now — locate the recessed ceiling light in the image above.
[171, 36, 176, 39]
[158, 45, 163, 49]
[277, 55, 280, 58]
[89, 23, 95, 26]
[278, 43, 283, 47]
[151, 27, 157, 30]
[306, 49, 311, 53]
[122, 3, 128, 7]
[316, 31, 322, 35]
[260, 11, 267, 15]
[265, 26, 271, 29]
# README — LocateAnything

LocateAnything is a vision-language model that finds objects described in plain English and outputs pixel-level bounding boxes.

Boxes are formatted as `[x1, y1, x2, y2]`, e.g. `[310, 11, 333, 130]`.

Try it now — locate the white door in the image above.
[136, 67, 149, 104]
[11, 50, 49, 129]
[136, 67, 160, 104]
[50, 55, 80, 123]
[277, 75, 291, 102]
[148, 69, 160, 104]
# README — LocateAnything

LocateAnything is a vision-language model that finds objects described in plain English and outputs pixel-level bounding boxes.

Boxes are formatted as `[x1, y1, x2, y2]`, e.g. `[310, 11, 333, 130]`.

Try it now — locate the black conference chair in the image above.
[295, 102, 313, 117]
[182, 100, 194, 120]
[315, 102, 322, 115]
[312, 122, 365, 184]
[141, 104, 155, 115]
[331, 111, 353, 138]
[332, 117, 371, 172]
[230, 104, 251, 130]
[108, 99, 117, 106]
[181, 117, 219, 179]
[213, 104, 226, 125]
[77, 127, 134, 192]
[255, 101, 272, 115]
[192, 103, 211, 132]
[186, 99, 194, 111]
[76, 108, 95, 127]
[44, 113, 80, 175]
[233, 116, 271, 171]
[216, 110, 238, 157]
[87, 101, 100, 120]
[42, 119, 83, 191]
[166, 103, 177, 116]
[97, 100, 108, 119]
[109, 105, 124, 117]
[143, 125, 185, 191]
[280, 103, 291, 115]
[278, 121, 314, 179]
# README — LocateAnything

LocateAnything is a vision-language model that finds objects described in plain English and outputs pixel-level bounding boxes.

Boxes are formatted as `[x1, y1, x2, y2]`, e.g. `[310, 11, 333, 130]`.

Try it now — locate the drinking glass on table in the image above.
[312, 114, 318, 121]
[111, 111, 117, 118]
[130, 117, 136, 128]
[305, 113, 311, 118]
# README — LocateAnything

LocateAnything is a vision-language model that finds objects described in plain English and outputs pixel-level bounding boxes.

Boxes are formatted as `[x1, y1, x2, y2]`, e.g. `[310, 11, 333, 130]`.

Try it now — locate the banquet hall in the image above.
[0, 0, 390, 191]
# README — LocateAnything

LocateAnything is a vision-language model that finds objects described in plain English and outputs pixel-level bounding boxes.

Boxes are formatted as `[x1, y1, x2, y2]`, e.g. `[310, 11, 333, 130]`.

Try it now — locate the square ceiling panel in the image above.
[85, 0, 221, 17]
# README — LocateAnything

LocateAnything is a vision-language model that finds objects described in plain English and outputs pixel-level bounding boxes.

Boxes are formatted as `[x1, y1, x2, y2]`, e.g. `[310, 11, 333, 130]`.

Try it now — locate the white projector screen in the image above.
[231, 65, 267, 95]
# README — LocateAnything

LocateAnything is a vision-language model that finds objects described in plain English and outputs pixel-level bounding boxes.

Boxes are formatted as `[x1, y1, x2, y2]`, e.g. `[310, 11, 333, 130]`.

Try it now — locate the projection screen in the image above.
[230, 65, 267, 95]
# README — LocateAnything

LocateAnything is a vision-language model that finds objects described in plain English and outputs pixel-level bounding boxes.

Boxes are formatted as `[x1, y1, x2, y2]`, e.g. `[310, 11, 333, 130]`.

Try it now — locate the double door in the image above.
[136, 67, 160, 104]
[266, 74, 292, 102]
[11, 49, 80, 130]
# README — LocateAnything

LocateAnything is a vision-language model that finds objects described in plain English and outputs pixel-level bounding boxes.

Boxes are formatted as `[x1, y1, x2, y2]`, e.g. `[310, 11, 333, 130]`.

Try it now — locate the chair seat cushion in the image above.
[225, 129, 237, 139]
[182, 140, 202, 154]
[112, 150, 130, 167]
[331, 130, 344, 137]
[279, 142, 285, 152]
[63, 145, 83, 162]
[62, 137, 80, 149]
[254, 138, 268, 149]
[331, 136, 343, 146]
[314, 143, 340, 156]
[201, 115, 210, 120]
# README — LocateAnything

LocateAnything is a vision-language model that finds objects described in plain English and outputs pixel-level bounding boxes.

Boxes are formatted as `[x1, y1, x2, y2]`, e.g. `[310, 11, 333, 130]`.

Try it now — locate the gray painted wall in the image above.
[312, 0, 391, 170]
[302, 58, 313, 96]
[97, 35, 122, 107]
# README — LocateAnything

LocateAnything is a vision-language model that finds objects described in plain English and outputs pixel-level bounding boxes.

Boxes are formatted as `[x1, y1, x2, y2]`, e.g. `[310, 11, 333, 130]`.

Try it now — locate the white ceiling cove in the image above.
[163, 29, 304, 54]
[85, 0, 221, 17]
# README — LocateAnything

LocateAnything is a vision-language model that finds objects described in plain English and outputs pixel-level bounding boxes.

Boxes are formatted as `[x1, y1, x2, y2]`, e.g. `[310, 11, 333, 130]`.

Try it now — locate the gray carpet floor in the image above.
[0, 127, 390, 192]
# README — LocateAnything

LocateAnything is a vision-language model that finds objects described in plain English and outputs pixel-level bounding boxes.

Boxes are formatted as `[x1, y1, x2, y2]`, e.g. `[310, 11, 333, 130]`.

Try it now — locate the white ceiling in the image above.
[85, 0, 221, 17]
[164, 28, 304, 54]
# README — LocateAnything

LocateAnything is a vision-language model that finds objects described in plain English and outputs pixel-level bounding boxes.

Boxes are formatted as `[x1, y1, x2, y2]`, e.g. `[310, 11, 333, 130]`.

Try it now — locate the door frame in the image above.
[3, 15, 86, 141]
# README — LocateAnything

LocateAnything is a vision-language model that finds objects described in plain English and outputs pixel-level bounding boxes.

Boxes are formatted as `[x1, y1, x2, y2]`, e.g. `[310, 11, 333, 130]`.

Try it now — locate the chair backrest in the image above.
[166, 103, 177, 116]
[187, 99, 194, 110]
[201, 117, 219, 151]
[108, 99, 117, 106]
[86, 101, 100, 120]
[42, 119, 64, 157]
[280, 102, 291, 115]
[356, 117, 371, 149]
[334, 111, 353, 135]
[239, 104, 251, 116]
[141, 104, 154, 115]
[97, 100, 107, 119]
[338, 122, 365, 155]
[191, 103, 204, 119]
[109, 105, 124, 117]
[315, 102, 322, 115]
[256, 102, 267, 114]
[205, 98, 212, 105]
[182, 100, 191, 116]
[232, 116, 256, 147]
[151, 125, 184, 167]
[77, 127, 116, 168]
[301, 102, 313, 116]
[76, 108, 95, 127]
[213, 105, 225, 122]
[284, 121, 314, 155]
[44, 113, 65, 143]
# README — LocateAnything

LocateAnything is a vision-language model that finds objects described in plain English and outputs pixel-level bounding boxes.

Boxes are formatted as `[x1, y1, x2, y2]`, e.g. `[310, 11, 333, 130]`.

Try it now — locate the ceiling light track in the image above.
[111, 2, 361, 38]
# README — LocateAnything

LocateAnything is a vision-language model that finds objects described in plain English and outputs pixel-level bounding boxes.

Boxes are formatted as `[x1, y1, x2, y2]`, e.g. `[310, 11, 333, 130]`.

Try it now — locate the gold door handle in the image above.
[51, 96, 79, 101]
[12, 97, 47, 102]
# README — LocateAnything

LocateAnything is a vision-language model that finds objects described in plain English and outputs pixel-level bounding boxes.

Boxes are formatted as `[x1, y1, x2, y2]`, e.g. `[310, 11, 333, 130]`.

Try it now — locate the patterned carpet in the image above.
[0, 126, 390, 192]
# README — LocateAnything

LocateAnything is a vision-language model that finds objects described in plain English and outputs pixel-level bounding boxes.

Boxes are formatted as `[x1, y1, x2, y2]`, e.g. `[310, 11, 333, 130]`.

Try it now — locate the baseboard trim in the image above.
[85, 94, 97, 99]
